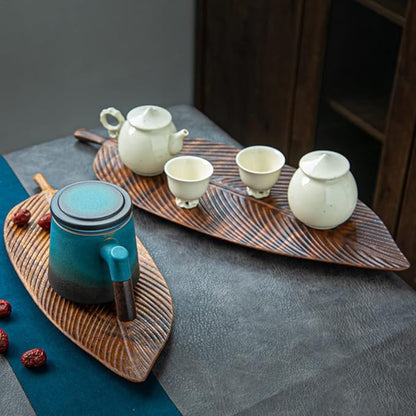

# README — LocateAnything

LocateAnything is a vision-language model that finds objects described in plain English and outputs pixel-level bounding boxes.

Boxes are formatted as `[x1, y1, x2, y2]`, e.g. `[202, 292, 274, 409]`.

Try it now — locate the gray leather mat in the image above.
[0, 356, 35, 416]
[5, 105, 416, 415]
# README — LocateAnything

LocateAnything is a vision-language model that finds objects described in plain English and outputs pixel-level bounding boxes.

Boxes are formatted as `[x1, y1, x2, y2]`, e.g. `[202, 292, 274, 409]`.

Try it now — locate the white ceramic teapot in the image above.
[100, 105, 189, 176]
[287, 150, 358, 229]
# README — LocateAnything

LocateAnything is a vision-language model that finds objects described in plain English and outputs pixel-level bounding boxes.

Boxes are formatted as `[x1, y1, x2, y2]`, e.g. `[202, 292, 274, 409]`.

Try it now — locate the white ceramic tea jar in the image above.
[287, 150, 358, 229]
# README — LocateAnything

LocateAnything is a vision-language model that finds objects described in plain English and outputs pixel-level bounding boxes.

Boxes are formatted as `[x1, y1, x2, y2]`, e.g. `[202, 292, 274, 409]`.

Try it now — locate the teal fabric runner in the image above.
[0, 156, 180, 416]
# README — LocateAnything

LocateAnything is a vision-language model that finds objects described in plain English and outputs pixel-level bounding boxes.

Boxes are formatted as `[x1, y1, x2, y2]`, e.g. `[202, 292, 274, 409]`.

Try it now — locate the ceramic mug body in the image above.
[49, 215, 139, 304]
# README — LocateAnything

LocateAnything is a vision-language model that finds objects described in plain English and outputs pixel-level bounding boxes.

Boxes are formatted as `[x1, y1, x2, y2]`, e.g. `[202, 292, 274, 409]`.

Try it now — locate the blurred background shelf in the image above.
[354, 0, 407, 26]
[326, 93, 388, 142]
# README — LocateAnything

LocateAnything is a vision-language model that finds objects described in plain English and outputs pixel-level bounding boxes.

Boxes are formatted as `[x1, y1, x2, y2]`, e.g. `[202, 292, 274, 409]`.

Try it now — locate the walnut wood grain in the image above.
[112, 280, 136, 322]
[3, 179, 174, 382]
[33, 173, 57, 195]
[78, 132, 409, 271]
[74, 128, 107, 146]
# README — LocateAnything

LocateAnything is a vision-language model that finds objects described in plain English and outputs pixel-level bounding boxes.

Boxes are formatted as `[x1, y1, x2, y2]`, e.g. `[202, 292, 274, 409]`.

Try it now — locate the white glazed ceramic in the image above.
[236, 146, 285, 198]
[100, 105, 189, 176]
[287, 150, 358, 230]
[164, 156, 214, 209]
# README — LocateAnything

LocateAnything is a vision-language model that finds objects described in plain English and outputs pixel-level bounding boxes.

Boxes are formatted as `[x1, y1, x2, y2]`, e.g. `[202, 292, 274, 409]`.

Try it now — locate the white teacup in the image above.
[164, 156, 214, 209]
[236, 145, 285, 198]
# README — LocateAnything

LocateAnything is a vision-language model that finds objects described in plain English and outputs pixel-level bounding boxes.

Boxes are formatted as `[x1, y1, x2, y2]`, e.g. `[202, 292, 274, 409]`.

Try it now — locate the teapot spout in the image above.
[169, 129, 188, 156]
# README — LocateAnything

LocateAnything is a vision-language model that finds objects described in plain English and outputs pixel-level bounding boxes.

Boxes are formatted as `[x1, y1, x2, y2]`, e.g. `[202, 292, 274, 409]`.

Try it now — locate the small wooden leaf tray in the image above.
[75, 130, 409, 271]
[3, 175, 174, 382]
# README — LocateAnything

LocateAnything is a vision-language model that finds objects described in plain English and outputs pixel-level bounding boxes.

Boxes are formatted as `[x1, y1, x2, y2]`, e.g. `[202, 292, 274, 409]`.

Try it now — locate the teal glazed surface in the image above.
[50, 180, 132, 231]
[48, 181, 139, 304]
[59, 182, 124, 221]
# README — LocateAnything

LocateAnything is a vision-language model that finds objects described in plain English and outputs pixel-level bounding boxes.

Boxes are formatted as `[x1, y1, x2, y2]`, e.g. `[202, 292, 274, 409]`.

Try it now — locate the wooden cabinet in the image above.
[382, 0, 416, 286]
[298, 0, 416, 287]
[194, 0, 305, 155]
[195, 0, 416, 288]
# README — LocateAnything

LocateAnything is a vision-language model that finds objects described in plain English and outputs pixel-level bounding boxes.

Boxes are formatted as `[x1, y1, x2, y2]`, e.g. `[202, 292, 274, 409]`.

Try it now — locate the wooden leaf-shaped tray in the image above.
[3, 174, 174, 382]
[75, 130, 409, 271]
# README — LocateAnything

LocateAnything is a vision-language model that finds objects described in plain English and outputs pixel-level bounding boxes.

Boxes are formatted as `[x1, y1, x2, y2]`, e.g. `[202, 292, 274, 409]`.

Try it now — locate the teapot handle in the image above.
[100, 107, 125, 139]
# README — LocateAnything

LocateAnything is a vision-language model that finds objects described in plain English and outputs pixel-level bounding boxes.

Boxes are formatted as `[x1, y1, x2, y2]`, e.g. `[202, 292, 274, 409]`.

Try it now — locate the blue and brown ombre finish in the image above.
[48, 181, 139, 305]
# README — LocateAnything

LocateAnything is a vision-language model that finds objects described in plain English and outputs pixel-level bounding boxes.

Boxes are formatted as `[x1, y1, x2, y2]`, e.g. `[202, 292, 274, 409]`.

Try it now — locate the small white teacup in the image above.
[164, 156, 214, 209]
[236, 145, 285, 198]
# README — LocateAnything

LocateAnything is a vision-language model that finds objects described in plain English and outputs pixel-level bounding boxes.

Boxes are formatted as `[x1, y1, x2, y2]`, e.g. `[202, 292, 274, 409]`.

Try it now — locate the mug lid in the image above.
[51, 181, 132, 231]
[127, 105, 172, 130]
[299, 150, 350, 180]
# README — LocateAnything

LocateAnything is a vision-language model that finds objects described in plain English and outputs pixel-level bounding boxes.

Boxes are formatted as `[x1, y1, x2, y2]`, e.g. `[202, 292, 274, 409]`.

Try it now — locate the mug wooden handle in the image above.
[33, 173, 56, 193]
[74, 128, 107, 146]
[100, 243, 137, 322]
[113, 280, 136, 322]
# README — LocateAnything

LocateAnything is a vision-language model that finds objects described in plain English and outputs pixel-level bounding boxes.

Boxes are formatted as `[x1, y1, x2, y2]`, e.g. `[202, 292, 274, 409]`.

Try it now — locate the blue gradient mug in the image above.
[48, 180, 138, 321]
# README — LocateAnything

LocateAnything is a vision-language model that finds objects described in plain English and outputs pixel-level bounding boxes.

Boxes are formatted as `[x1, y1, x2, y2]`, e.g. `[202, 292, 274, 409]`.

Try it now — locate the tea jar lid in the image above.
[299, 150, 350, 180]
[50, 181, 132, 231]
[127, 105, 172, 130]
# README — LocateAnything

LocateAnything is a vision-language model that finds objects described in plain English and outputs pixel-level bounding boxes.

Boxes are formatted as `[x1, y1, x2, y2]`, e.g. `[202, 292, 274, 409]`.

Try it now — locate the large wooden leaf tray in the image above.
[3, 174, 174, 382]
[75, 130, 409, 271]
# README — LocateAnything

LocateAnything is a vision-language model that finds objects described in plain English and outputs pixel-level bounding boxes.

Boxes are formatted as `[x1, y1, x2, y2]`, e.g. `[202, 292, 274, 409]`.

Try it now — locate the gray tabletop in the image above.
[4, 105, 416, 416]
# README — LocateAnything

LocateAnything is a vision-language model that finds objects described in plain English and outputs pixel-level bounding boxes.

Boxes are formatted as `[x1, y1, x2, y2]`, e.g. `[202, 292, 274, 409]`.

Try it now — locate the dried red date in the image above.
[0, 300, 11, 318]
[38, 212, 52, 231]
[21, 348, 47, 368]
[0, 329, 8, 353]
[12, 209, 31, 226]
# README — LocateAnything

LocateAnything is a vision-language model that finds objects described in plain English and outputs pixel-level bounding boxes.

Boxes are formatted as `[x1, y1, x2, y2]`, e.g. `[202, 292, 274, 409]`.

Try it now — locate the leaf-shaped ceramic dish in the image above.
[75, 129, 409, 271]
[3, 174, 174, 382]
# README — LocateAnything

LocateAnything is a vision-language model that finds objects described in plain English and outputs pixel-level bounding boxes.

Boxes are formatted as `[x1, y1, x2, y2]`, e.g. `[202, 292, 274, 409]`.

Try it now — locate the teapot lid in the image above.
[299, 150, 350, 180]
[127, 105, 172, 130]
[50, 181, 132, 231]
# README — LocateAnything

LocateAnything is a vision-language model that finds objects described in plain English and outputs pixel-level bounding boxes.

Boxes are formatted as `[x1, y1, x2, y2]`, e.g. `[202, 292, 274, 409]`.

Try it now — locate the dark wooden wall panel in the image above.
[289, 1, 331, 165]
[397, 129, 416, 287]
[373, 0, 416, 234]
[195, 0, 303, 154]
